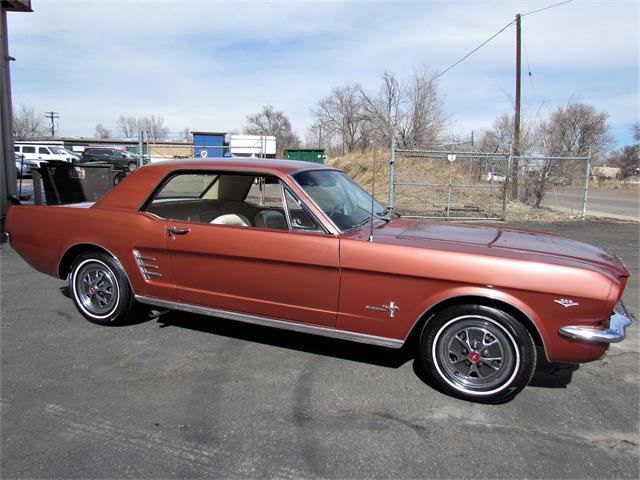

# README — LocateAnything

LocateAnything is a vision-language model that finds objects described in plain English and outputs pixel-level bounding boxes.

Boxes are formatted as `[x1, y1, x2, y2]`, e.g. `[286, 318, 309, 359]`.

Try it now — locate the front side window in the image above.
[144, 172, 322, 232]
[38, 147, 50, 154]
[284, 189, 319, 231]
[293, 170, 388, 231]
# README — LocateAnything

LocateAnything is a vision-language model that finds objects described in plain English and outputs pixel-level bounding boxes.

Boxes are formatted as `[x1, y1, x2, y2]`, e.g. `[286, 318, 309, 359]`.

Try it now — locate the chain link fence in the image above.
[388, 141, 591, 220]
[389, 147, 510, 220]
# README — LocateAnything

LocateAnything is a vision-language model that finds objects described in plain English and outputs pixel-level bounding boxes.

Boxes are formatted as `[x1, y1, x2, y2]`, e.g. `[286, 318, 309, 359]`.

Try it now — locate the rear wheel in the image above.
[69, 252, 135, 325]
[419, 305, 536, 403]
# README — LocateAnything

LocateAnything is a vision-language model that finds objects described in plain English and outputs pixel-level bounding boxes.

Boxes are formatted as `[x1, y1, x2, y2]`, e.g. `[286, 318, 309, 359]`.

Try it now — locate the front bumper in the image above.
[559, 302, 633, 343]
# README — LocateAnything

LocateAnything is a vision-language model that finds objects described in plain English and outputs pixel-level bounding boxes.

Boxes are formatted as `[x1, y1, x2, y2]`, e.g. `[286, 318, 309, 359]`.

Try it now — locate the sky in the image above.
[6, 0, 639, 149]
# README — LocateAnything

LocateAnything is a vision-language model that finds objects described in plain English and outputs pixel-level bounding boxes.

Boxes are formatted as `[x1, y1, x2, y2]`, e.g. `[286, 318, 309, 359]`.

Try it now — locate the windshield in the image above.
[293, 170, 387, 231]
[49, 147, 66, 154]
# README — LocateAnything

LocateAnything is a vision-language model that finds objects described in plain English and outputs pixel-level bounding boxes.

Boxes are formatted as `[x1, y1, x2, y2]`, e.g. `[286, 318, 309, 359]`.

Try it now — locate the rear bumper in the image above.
[559, 302, 632, 344]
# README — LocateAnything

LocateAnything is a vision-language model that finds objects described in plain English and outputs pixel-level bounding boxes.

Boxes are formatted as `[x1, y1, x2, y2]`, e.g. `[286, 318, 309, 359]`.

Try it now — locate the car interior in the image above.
[144, 172, 320, 231]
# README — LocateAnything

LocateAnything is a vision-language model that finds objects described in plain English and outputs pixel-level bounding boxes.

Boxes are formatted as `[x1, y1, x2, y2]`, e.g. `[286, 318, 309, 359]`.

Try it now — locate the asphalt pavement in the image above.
[1, 221, 639, 479]
[541, 186, 640, 220]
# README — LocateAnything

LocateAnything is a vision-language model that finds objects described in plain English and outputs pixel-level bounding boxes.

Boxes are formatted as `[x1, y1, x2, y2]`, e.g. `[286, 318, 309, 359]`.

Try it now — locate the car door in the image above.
[145, 171, 341, 327]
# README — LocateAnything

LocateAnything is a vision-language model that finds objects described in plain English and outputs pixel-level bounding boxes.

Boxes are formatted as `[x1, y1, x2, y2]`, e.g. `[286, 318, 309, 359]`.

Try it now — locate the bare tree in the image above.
[311, 84, 368, 154]
[13, 105, 47, 139]
[245, 106, 300, 156]
[139, 115, 169, 141]
[398, 71, 446, 148]
[354, 71, 446, 149]
[117, 116, 138, 138]
[360, 71, 406, 145]
[525, 102, 612, 207]
[117, 115, 169, 140]
[608, 123, 640, 179]
[94, 123, 111, 139]
[538, 102, 612, 158]
[479, 113, 535, 154]
[181, 128, 193, 142]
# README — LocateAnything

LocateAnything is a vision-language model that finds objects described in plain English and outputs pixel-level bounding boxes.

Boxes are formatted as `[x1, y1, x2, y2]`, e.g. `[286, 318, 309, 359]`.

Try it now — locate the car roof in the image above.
[142, 157, 334, 175]
[94, 157, 337, 211]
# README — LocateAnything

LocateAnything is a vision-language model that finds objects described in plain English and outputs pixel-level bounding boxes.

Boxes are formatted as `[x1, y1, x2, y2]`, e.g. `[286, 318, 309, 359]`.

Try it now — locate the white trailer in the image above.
[230, 134, 276, 157]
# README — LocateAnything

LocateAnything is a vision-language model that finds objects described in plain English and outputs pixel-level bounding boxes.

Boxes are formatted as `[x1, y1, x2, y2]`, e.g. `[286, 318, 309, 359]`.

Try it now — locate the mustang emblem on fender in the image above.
[366, 301, 400, 318]
[554, 298, 580, 308]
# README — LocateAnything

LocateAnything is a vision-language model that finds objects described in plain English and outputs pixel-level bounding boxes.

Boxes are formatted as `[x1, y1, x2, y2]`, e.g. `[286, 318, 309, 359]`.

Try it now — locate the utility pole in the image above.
[44, 111, 59, 137]
[511, 13, 522, 200]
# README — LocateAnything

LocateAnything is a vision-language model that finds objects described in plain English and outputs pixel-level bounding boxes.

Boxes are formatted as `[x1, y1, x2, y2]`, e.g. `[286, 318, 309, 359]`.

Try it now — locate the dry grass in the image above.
[327, 149, 629, 223]
[328, 148, 506, 219]
[327, 148, 392, 204]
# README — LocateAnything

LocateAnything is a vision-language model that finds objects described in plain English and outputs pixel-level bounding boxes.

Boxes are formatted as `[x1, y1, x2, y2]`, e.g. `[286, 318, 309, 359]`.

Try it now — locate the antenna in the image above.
[368, 144, 376, 242]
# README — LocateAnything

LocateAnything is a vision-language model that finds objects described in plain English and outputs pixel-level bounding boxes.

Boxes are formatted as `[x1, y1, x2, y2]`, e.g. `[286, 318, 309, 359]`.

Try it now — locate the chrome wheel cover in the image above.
[74, 260, 119, 318]
[433, 316, 519, 395]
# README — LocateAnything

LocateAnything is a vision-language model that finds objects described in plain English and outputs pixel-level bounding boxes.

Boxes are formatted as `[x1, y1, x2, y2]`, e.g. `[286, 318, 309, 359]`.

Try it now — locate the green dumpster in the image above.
[284, 149, 326, 164]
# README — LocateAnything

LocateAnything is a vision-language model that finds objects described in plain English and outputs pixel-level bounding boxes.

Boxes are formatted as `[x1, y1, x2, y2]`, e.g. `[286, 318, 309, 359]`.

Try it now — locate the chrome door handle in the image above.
[167, 226, 190, 239]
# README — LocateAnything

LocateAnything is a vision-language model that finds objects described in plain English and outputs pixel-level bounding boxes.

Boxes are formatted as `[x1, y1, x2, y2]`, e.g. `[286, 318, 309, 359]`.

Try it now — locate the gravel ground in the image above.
[1, 220, 638, 479]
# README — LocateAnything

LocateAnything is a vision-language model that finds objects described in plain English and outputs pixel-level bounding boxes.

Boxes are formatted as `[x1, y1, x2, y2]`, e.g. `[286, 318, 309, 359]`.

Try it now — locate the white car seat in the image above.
[211, 213, 251, 227]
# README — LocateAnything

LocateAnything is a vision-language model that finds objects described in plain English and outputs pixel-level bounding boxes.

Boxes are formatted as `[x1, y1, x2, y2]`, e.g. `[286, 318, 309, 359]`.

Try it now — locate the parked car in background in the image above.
[5, 159, 632, 403]
[546, 174, 570, 186]
[14, 144, 76, 164]
[79, 148, 139, 172]
[15, 154, 38, 177]
[58, 147, 81, 162]
[485, 172, 507, 182]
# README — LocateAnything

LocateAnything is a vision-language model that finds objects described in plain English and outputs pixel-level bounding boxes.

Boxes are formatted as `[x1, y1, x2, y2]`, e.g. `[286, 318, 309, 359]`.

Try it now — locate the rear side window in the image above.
[155, 173, 219, 200]
[14, 146, 19, 152]
[22, 146, 35, 153]
[143, 172, 322, 233]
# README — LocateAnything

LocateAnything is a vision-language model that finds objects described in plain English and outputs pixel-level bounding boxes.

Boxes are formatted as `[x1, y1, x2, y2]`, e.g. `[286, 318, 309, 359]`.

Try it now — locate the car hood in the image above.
[366, 218, 629, 279]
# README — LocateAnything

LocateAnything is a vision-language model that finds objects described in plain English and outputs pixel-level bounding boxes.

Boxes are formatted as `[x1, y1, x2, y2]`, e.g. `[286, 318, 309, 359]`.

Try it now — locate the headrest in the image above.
[254, 210, 287, 230]
[211, 213, 251, 227]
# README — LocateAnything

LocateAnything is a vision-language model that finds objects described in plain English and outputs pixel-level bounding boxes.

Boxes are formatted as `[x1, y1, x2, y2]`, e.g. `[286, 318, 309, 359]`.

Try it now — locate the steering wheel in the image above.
[326, 203, 344, 219]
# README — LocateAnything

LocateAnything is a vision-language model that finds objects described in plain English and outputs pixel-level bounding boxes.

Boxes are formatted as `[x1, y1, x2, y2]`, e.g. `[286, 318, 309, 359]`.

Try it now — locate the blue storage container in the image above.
[192, 132, 226, 158]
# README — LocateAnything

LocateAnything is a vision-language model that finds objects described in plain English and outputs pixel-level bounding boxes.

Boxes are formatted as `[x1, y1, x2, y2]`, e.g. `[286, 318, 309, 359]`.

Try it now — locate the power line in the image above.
[433, 0, 574, 81]
[434, 20, 515, 81]
[44, 111, 59, 137]
[522, 0, 573, 17]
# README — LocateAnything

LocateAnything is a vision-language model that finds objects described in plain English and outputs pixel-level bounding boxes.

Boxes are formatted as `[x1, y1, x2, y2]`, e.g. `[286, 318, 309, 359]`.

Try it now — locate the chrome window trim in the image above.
[135, 295, 404, 349]
[291, 166, 342, 175]
[281, 183, 327, 234]
[288, 169, 389, 235]
[138, 169, 330, 234]
[278, 181, 293, 230]
[287, 173, 342, 234]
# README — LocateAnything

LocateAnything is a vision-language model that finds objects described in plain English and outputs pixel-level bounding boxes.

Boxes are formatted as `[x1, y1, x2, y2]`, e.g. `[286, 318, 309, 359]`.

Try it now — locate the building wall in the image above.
[193, 132, 225, 158]
[149, 143, 192, 159]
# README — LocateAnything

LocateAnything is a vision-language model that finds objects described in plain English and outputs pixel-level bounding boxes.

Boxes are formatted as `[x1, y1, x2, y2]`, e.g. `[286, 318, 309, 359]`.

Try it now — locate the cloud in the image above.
[7, 0, 639, 147]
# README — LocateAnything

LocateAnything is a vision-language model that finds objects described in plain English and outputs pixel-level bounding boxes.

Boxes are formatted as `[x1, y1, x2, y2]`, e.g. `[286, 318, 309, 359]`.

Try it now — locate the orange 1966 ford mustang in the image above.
[5, 158, 632, 402]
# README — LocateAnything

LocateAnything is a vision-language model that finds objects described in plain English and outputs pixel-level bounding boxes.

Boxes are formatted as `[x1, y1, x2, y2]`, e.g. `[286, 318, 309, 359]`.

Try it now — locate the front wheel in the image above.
[127, 161, 137, 172]
[69, 252, 135, 326]
[419, 305, 536, 403]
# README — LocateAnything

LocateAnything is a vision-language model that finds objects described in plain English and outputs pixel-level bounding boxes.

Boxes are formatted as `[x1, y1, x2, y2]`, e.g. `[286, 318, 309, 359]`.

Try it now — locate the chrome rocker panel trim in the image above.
[135, 295, 404, 349]
[559, 302, 633, 344]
